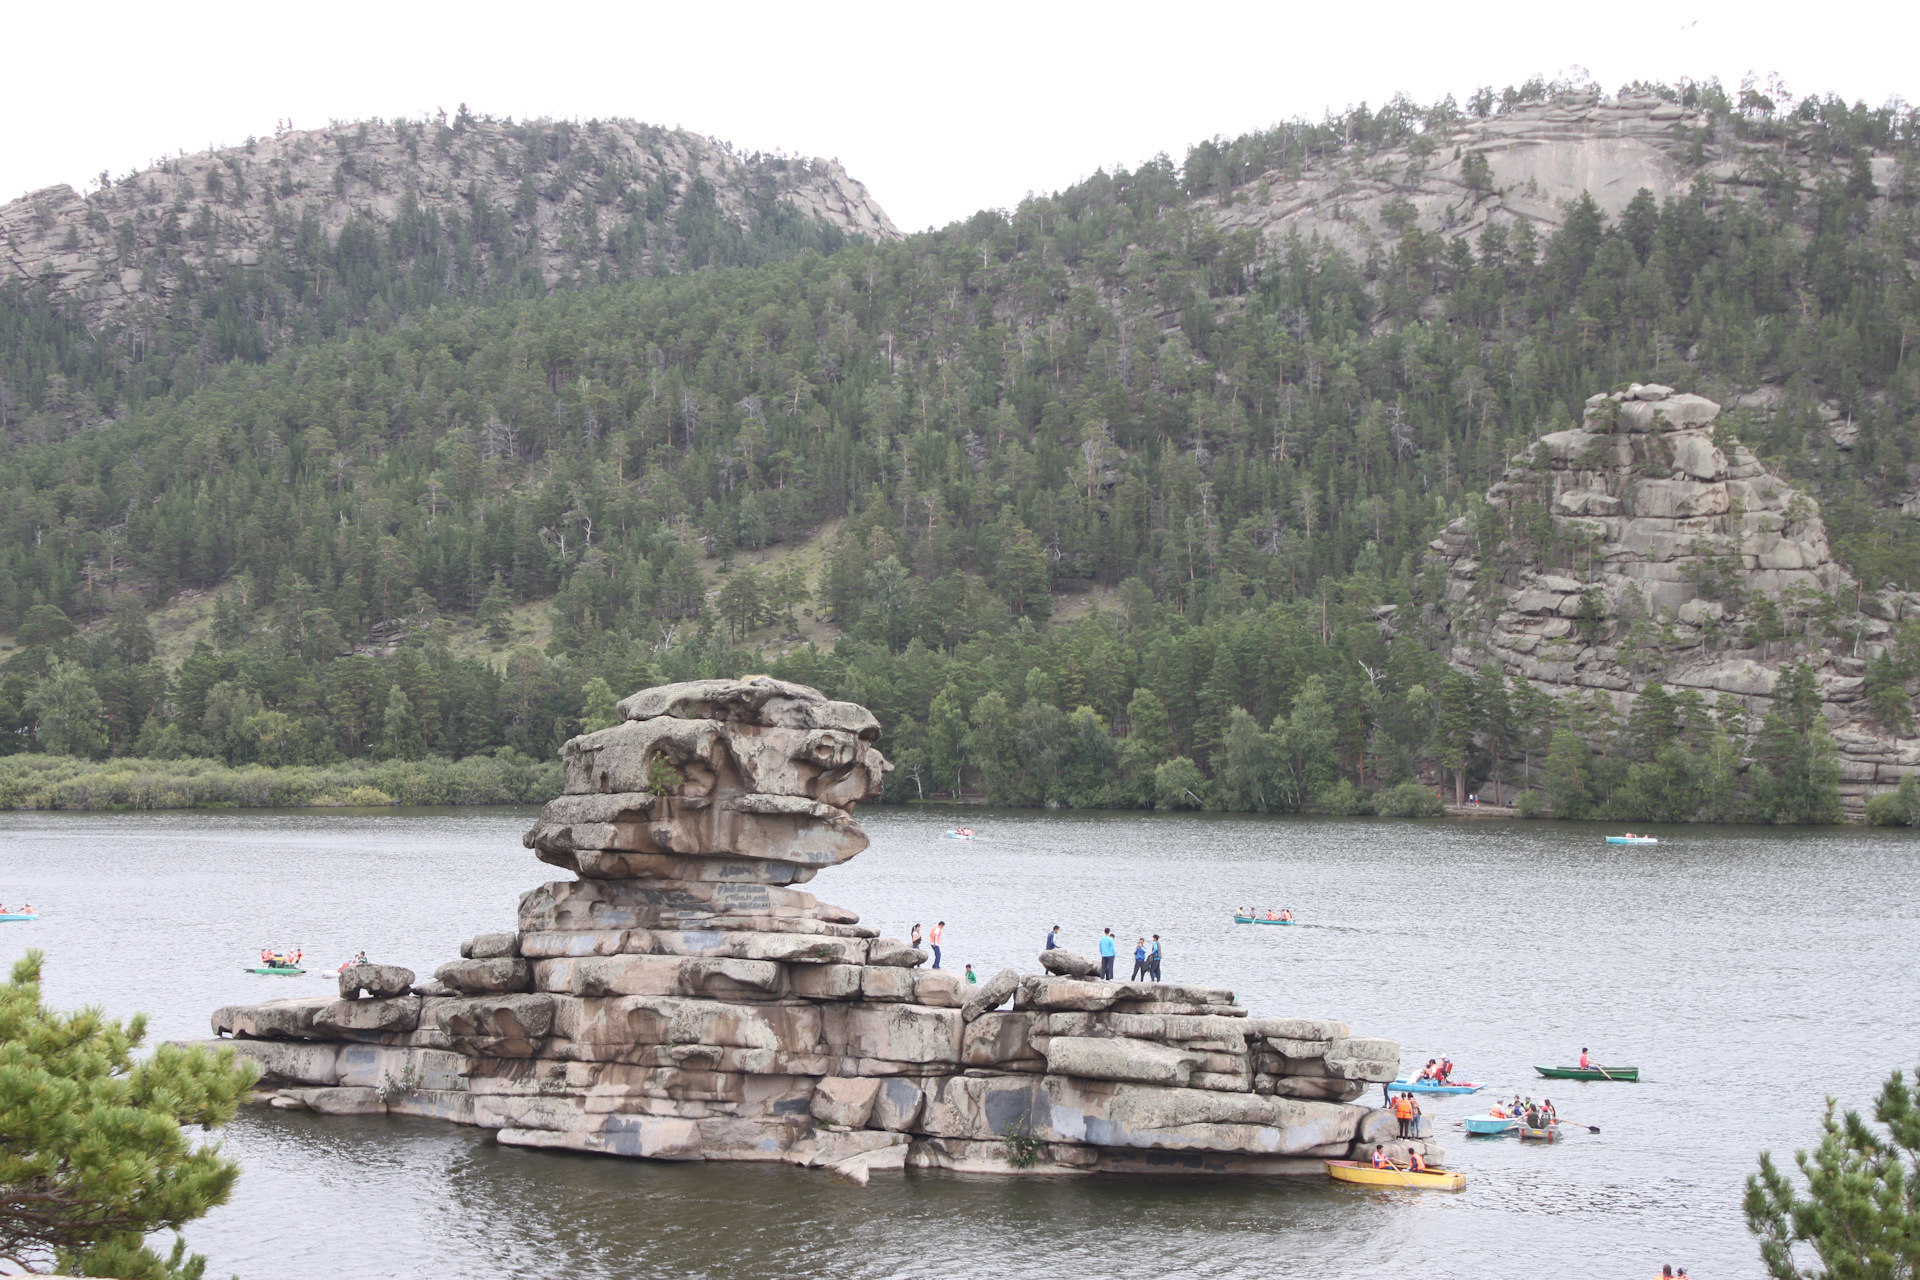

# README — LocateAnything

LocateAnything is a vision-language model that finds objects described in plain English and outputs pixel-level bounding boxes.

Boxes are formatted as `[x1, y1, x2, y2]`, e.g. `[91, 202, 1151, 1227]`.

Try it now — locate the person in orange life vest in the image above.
[1409, 1148, 1429, 1172]
[1371, 1145, 1389, 1169]
[1392, 1093, 1414, 1137]
[928, 921, 944, 969]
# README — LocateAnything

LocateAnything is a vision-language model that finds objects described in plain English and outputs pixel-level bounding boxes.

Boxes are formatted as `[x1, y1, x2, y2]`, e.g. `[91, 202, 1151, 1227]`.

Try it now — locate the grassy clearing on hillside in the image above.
[0, 752, 560, 810]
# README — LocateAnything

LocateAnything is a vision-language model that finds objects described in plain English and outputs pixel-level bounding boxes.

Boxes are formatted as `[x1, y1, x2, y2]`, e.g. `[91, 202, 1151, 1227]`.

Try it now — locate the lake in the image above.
[1, 807, 1914, 1279]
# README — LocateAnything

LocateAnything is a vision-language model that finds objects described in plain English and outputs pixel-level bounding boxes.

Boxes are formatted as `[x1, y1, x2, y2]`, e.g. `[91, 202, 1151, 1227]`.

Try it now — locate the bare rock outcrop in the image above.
[194, 677, 1421, 1176]
[1430, 385, 1919, 815]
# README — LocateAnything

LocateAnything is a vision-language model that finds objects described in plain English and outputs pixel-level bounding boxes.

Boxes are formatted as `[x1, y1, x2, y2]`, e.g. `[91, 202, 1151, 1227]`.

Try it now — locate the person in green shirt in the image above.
[964, 964, 977, 984]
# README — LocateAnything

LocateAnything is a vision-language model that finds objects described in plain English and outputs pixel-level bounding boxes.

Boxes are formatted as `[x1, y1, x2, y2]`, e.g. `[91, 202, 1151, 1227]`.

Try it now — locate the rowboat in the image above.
[1519, 1124, 1562, 1141]
[942, 830, 976, 840]
[1605, 835, 1658, 844]
[245, 965, 305, 976]
[1464, 1114, 1519, 1135]
[1388, 1079, 1486, 1096]
[0, 912, 39, 922]
[1535, 1065, 1639, 1081]
[1233, 915, 1295, 925]
[1325, 1159, 1465, 1191]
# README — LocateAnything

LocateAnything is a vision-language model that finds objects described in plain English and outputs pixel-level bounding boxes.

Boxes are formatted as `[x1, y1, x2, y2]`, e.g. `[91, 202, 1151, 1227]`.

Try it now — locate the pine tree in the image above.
[477, 572, 514, 643]
[579, 677, 619, 734]
[1745, 1061, 1920, 1279]
[1473, 663, 1512, 803]
[1544, 728, 1592, 819]
[0, 950, 257, 1278]
[1435, 669, 1476, 806]
[379, 684, 425, 760]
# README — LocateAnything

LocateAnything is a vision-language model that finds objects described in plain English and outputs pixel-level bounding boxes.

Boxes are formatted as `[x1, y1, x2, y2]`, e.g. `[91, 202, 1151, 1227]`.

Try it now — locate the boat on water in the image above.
[1519, 1124, 1562, 1141]
[0, 912, 39, 922]
[942, 828, 976, 840]
[1233, 915, 1296, 925]
[1325, 1159, 1465, 1191]
[1388, 1079, 1485, 1096]
[1464, 1114, 1519, 1135]
[1605, 835, 1658, 844]
[245, 965, 304, 976]
[1535, 1065, 1639, 1081]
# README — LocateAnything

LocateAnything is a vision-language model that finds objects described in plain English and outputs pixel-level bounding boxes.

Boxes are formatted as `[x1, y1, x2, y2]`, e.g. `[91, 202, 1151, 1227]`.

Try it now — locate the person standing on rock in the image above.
[1130, 937, 1148, 979]
[1149, 934, 1163, 980]
[1046, 924, 1060, 951]
[911, 923, 923, 951]
[929, 920, 944, 969]
[1099, 928, 1116, 979]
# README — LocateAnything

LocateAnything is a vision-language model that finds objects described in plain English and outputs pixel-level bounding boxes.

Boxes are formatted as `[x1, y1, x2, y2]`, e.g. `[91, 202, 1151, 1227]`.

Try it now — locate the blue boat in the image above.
[1233, 915, 1296, 925]
[1605, 835, 1658, 844]
[1464, 1114, 1519, 1136]
[0, 912, 38, 922]
[1388, 1079, 1486, 1096]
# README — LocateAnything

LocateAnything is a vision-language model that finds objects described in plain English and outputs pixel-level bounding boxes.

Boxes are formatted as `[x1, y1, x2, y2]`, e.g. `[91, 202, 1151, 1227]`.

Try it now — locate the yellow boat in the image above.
[1324, 1159, 1466, 1191]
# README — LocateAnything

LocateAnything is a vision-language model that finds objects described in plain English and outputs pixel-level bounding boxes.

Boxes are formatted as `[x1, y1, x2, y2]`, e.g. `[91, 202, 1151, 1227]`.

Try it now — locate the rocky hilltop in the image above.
[188, 677, 1427, 1180]
[1208, 91, 1904, 253]
[0, 113, 898, 324]
[1428, 385, 1919, 816]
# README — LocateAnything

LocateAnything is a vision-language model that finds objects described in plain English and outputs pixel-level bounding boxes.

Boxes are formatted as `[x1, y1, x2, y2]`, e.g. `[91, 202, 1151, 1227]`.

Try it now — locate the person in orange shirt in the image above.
[928, 920, 944, 969]
[1409, 1148, 1429, 1172]
[1393, 1093, 1414, 1137]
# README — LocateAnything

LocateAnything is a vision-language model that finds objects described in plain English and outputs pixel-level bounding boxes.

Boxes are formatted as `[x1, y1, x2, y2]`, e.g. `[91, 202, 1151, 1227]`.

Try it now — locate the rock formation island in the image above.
[196, 678, 1421, 1180]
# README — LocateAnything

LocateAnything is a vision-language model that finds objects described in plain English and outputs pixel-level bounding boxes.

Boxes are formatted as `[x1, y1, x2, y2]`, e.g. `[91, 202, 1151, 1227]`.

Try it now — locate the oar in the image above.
[1555, 1117, 1602, 1133]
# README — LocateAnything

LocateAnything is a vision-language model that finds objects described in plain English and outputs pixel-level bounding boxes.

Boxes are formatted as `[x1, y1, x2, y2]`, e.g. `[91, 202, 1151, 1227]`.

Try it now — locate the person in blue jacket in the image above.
[1098, 928, 1116, 979]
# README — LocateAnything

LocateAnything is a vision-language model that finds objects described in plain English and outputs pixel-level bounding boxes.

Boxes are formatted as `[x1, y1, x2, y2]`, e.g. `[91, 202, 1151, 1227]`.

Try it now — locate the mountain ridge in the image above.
[0, 109, 898, 330]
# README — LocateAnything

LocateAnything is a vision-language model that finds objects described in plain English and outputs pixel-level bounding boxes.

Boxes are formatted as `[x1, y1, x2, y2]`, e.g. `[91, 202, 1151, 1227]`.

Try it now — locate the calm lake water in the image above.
[1, 807, 1914, 1280]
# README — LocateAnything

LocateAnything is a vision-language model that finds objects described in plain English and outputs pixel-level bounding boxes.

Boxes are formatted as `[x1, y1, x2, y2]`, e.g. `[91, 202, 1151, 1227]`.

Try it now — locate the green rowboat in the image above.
[1534, 1065, 1638, 1081]
[245, 965, 305, 976]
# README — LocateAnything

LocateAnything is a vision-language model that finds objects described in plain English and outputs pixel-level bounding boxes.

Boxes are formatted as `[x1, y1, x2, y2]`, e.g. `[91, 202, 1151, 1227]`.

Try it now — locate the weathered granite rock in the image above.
[1039, 949, 1100, 977]
[961, 967, 1021, 1022]
[339, 963, 416, 1000]
[1430, 386, 1915, 817]
[207, 679, 1409, 1180]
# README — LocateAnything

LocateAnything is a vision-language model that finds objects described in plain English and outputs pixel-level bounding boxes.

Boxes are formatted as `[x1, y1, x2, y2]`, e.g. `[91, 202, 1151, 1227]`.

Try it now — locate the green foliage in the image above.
[1376, 781, 1444, 817]
[1153, 757, 1207, 809]
[1745, 1062, 1920, 1279]
[0, 750, 558, 809]
[0, 950, 258, 1277]
[1865, 774, 1920, 826]
[1752, 664, 1845, 824]
[25, 661, 108, 759]
[579, 678, 620, 734]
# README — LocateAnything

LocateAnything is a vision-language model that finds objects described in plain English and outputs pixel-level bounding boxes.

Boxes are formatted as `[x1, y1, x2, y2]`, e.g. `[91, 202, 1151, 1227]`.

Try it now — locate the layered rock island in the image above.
[193, 677, 1424, 1180]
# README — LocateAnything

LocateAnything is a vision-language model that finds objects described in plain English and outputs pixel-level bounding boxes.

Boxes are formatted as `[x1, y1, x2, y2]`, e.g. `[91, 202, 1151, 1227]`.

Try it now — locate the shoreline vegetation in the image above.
[0, 752, 560, 811]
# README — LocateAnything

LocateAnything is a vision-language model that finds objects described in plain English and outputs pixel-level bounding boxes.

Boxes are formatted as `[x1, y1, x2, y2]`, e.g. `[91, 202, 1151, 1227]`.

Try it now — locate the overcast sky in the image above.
[5, 0, 1915, 232]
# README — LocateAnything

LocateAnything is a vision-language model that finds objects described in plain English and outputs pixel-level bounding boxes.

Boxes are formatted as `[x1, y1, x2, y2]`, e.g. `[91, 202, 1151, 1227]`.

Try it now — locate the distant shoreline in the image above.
[0, 754, 561, 811]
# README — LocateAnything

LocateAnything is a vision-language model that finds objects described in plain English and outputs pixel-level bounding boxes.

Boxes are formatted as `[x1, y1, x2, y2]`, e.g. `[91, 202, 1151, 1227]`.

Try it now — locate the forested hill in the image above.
[3, 79, 1919, 823]
[0, 109, 896, 415]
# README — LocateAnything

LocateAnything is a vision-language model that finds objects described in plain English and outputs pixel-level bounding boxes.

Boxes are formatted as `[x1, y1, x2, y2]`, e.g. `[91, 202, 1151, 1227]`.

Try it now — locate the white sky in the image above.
[4, 0, 1915, 233]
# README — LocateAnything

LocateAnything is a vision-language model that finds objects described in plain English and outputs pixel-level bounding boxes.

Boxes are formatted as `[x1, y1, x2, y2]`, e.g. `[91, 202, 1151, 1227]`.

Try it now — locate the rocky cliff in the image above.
[1, 114, 898, 324]
[1428, 385, 1919, 816]
[1207, 91, 1905, 254]
[189, 677, 1427, 1180]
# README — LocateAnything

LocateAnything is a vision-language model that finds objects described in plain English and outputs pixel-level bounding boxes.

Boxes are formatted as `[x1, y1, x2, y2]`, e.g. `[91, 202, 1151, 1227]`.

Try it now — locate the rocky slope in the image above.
[188, 677, 1425, 1179]
[0, 113, 898, 324]
[1206, 91, 1905, 253]
[1428, 385, 1919, 816]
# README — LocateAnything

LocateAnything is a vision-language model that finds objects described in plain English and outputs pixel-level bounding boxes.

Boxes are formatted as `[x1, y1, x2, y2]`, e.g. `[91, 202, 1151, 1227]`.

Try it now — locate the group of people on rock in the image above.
[909, 922, 946, 969]
[1043, 926, 1165, 981]
[1390, 1091, 1423, 1136]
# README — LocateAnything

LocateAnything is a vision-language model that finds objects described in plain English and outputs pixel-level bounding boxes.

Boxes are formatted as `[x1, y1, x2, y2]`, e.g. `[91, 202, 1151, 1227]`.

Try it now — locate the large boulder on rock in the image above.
[810, 1076, 881, 1128]
[961, 967, 1020, 1022]
[1039, 949, 1099, 977]
[339, 963, 415, 1000]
